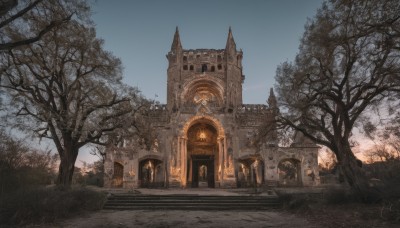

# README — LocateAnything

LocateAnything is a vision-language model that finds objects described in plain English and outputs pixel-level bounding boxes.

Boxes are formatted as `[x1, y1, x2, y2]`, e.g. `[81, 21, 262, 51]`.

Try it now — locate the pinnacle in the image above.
[171, 26, 182, 50]
[225, 26, 236, 51]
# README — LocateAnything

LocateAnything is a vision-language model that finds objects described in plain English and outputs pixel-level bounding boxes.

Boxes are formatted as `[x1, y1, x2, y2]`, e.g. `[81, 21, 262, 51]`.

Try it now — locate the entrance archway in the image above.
[278, 159, 302, 186]
[187, 122, 218, 188]
[175, 115, 226, 188]
[139, 158, 164, 188]
[112, 162, 123, 188]
[237, 157, 264, 187]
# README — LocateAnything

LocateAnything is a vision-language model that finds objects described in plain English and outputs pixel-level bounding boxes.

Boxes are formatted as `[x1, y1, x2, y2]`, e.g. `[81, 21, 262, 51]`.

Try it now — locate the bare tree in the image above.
[274, 0, 400, 201]
[0, 0, 83, 51]
[1, 7, 145, 186]
[318, 148, 338, 171]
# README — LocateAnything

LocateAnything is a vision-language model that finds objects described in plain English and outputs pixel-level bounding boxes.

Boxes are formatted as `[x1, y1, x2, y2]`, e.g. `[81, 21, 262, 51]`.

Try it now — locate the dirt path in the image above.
[51, 210, 317, 228]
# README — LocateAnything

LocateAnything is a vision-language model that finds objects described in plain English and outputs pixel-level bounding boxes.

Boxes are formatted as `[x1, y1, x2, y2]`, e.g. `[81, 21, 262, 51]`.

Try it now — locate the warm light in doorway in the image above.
[199, 131, 207, 140]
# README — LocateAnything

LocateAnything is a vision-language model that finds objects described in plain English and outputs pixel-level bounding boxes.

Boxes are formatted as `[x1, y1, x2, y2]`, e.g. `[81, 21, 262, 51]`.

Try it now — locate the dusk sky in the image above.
[76, 0, 325, 164]
[91, 0, 323, 104]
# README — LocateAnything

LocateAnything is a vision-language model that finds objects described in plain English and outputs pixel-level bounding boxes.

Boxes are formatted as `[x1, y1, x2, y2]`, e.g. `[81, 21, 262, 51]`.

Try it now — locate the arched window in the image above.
[217, 55, 222, 62]
[201, 64, 207, 72]
[217, 64, 222, 70]
[190, 65, 194, 71]
[210, 66, 215, 72]
[183, 56, 188, 62]
[183, 65, 188, 70]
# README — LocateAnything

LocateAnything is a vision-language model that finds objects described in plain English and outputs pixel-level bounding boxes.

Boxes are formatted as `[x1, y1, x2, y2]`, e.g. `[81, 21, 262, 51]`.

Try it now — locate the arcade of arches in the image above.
[104, 28, 320, 189]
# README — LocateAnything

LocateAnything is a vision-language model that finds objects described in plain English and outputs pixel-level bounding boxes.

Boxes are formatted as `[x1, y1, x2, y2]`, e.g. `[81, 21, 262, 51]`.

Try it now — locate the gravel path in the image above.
[52, 210, 317, 228]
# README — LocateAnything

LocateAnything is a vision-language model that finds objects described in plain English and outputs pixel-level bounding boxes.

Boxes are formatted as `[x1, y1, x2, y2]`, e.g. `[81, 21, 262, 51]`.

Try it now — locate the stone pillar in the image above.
[224, 137, 228, 167]
[182, 138, 187, 187]
[188, 156, 192, 184]
[218, 137, 223, 183]
[180, 137, 185, 186]
[177, 137, 181, 167]
[178, 137, 188, 187]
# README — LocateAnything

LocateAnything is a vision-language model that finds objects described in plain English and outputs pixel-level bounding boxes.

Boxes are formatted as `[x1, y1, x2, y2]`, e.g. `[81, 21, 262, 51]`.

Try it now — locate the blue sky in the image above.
[91, 0, 323, 104]
[74, 0, 324, 164]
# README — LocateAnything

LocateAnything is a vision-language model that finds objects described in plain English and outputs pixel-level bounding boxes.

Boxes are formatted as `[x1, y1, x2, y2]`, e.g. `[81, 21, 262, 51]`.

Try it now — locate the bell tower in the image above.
[166, 27, 244, 113]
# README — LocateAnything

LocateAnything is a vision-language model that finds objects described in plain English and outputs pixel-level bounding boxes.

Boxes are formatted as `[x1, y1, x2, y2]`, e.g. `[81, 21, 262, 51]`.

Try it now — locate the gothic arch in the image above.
[278, 158, 302, 187]
[180, 115, 225, 139]
[180, 76, 225, 106]
[139, 157, 164, 188]
[112, 162, 124, 188]
[176, 115, 227, 187]
[237, 155, 264, 187]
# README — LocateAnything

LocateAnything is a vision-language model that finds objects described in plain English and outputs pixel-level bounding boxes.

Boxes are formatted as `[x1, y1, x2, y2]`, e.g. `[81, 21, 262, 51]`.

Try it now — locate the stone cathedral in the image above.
[104, 28, 319, 189]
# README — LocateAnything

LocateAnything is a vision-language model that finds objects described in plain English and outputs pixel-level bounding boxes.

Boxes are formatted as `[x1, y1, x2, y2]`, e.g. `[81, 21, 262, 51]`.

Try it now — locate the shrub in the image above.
[323, 187, 354, 204]
[277, 192, 320, 211]
[0, 186, 106, 225]
[380, 199, 400, 222]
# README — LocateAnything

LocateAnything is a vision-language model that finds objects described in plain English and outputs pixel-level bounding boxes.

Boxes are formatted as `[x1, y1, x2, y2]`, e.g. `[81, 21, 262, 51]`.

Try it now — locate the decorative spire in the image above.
[268, 88, 277, 109]
[171, 26, 182, 51]
[225, 26, 236, 52]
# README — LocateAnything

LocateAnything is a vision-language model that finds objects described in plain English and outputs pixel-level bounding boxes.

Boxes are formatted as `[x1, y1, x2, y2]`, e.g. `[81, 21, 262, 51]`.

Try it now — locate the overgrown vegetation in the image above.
[0, 129, 108, 225]
[72, 161, 105, 187]
[278, 187, 400, 227]
[0, 186, 106, 226]
[281, 133, 400, 226]
[0, 130, 58, 195]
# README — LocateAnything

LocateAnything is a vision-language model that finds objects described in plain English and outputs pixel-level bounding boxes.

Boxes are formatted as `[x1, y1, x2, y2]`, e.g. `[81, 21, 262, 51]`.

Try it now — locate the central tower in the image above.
[166, 27, 244, 113]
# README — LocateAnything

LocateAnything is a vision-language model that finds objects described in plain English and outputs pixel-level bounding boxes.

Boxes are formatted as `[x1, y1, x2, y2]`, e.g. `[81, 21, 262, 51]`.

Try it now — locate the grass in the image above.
[0, 186, 107, 226]
[277, 187, 400, 228]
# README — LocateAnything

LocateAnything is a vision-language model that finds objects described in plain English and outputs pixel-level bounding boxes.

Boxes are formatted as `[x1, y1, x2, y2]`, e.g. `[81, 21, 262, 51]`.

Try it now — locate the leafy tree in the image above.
[274, 0, 400, 201]
[0, 1, 145, 187]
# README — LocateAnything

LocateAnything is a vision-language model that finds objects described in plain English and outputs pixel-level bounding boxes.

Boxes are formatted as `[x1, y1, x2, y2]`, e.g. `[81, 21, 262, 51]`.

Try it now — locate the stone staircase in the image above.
[103, 194, 281, 210]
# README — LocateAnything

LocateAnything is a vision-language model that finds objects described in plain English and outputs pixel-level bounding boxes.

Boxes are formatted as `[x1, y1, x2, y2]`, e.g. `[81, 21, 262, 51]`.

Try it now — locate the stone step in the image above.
[103, 194, 281, 210]
[103, 205, 281, 210]
[106, 195, 277, 199]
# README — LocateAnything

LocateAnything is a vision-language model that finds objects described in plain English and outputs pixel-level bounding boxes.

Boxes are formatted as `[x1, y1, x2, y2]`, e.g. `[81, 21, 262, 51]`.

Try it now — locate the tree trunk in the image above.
[57, 146, 79, 187]
[337, 143, 380, 202]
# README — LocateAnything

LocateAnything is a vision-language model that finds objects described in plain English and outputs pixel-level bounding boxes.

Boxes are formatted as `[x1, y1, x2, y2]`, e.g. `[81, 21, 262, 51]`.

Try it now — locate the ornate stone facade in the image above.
[104, 28, 319, 189]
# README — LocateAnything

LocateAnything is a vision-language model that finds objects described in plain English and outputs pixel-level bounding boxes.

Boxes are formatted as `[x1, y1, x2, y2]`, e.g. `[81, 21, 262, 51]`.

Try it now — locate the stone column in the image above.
[224, 137, 228, 168]
[180, 137, 185, 186]
[218, 137, 224, 183]
[177, 137, 181, 168]
[182, 138, 187, 187]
